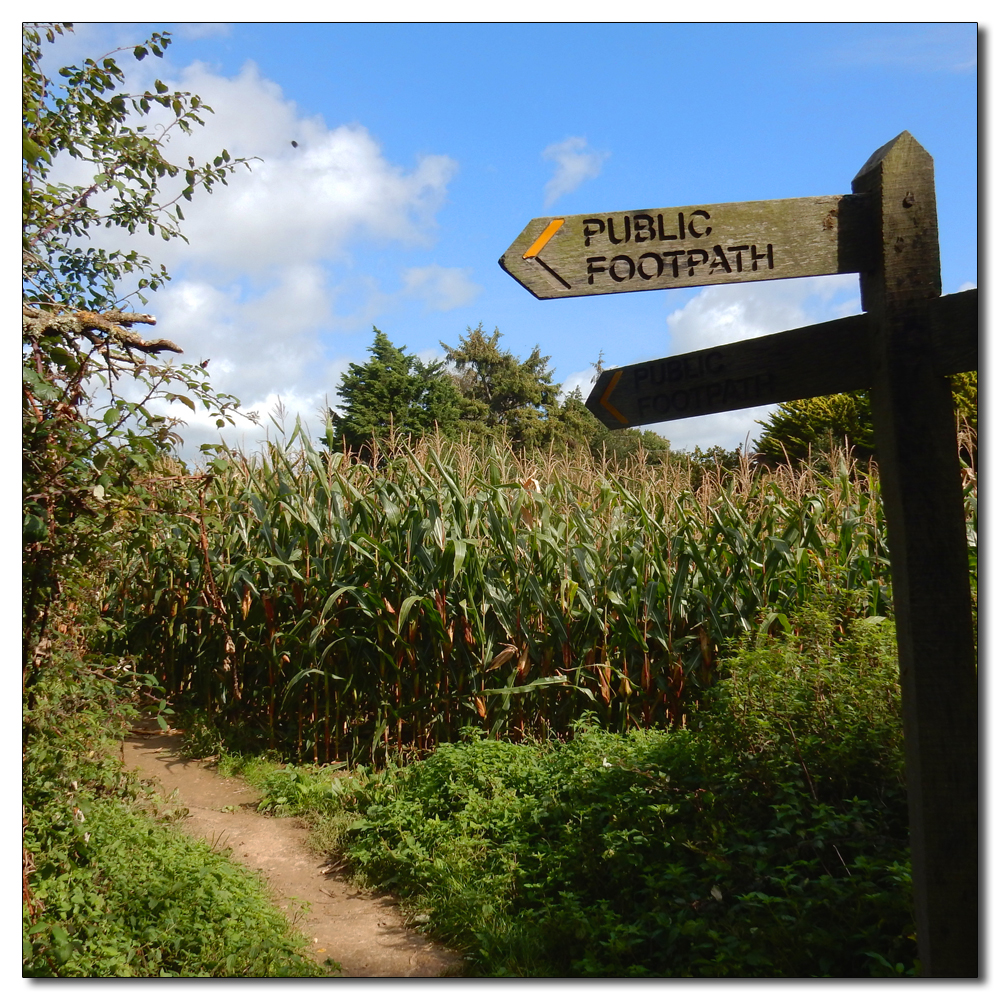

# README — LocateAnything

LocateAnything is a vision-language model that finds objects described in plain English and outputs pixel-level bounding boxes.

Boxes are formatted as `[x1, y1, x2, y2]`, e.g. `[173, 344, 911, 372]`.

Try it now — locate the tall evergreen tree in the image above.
[753, 391, 877, 466]
[440, 324, 559, 449]
[328, 328, 461, 453]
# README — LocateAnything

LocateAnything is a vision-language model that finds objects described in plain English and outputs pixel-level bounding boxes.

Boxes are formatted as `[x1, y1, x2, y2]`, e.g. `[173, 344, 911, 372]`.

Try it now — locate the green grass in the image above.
[22, 656, 331, 978]
[238, 606, 915, 977]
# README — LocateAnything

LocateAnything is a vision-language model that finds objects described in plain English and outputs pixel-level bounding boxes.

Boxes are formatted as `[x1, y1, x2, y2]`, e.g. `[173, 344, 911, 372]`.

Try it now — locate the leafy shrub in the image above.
[256, 763, 346, 817]
[273, 609, 913, 977]
[711, 606, 904, 795]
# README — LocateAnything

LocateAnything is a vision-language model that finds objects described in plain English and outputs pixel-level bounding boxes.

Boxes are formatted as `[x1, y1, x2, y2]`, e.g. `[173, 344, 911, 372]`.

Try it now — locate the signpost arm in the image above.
[852, 132, 978, 977]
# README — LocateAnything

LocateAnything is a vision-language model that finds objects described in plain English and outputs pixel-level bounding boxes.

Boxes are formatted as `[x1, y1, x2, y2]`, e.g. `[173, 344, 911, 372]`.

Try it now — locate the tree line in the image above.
[324, 325, 672, 465]
[324, 325, 976, 471]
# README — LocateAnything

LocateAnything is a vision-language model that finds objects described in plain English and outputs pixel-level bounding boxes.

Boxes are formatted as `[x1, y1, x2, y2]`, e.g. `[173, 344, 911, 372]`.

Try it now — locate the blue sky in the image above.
[44, 21, 978, 455]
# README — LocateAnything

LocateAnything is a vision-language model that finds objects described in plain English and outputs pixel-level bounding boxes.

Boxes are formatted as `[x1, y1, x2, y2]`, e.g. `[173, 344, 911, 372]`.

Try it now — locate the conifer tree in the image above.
[753, 374, 976, 466]
[328, 328, 461, 453]
[440, 324, 559, 449]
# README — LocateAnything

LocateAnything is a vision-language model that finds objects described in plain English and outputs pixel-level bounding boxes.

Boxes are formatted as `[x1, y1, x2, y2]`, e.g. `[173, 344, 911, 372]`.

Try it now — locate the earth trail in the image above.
[121, 727, 464, 978]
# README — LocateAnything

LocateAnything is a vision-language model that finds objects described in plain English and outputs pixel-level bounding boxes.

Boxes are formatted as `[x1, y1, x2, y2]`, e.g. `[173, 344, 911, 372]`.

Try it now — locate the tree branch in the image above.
[22, 305, 182, 355]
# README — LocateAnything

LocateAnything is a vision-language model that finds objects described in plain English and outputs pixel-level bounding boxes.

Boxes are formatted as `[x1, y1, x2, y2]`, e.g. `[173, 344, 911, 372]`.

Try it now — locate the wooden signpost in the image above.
[499, 194, 871, 299]
[587, 288, 976, 429]
[500, 132, 978, 978]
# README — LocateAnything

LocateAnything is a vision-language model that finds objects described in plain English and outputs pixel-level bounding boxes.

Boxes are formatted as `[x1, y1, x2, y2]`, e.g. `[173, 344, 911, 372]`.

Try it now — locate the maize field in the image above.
[100, 423, 971, 767]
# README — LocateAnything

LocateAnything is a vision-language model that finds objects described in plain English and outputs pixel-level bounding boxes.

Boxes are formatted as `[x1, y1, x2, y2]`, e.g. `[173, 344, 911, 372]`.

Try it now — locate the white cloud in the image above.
[169, 389, 338, 459]
[559, 367, 599, 401]
[401, 265, 482, 312]
[145, 259, 480, 456]
[140, 267, 339, 454]
[542, 137, 609, 207]
[36, 48, 469, 458]
[157, 266, 328, 392]
[45, 54, 459, 296]
[107, 60, 458, 281]
[644, 406, 778, 455]
[664, 274, 859, 355]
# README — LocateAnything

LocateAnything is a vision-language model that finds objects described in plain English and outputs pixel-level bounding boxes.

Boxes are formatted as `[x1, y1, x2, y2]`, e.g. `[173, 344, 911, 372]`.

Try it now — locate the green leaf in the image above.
[23, 134, 49, 166]
[398, 594, 424, 630]
[480, 676, 570, 696]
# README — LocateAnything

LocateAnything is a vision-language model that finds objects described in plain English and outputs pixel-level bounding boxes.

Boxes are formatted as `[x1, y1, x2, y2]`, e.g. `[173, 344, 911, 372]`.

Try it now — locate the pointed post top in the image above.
[852, 131, 940, 308]
[853, 130, 931, 184]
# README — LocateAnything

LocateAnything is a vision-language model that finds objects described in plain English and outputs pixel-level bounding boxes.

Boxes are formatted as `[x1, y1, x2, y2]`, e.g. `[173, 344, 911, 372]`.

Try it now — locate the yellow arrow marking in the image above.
[599, 370, 628, 426]
[523, 218, 565, 259]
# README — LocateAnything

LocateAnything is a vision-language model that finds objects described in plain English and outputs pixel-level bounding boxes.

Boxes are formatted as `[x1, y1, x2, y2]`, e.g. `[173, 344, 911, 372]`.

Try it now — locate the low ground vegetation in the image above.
[22, 648, 327, 977]
[218, 605, 914, 977]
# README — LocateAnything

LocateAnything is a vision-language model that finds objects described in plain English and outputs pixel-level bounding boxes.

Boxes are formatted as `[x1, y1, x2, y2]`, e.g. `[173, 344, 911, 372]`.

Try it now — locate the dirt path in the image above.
[121, 727, 464, 978]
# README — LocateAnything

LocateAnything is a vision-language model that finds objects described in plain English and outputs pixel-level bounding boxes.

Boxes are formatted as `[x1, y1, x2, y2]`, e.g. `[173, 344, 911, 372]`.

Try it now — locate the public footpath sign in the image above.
[499, 195, 871, 299]
[501, 132, 978, 978]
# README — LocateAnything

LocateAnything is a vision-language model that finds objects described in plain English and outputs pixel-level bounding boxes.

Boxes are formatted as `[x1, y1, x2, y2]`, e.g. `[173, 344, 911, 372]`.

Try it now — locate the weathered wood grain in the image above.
[852, 130, 978, 978]
[585, 287, 977, 429]
[499, 195, 872, 299]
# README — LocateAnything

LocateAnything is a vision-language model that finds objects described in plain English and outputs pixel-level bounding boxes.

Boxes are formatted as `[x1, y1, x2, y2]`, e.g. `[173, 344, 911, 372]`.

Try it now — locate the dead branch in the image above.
[22, 305, 183, 355]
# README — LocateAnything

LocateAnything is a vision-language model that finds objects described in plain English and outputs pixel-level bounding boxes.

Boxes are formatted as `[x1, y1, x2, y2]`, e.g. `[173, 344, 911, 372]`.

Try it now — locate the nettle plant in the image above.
[22, 23, 255, 680]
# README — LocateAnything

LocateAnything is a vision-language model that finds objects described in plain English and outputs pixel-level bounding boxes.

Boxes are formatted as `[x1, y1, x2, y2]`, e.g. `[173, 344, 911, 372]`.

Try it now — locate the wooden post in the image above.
[852, 131, 978, 977]
[508, 131, 979, 975]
